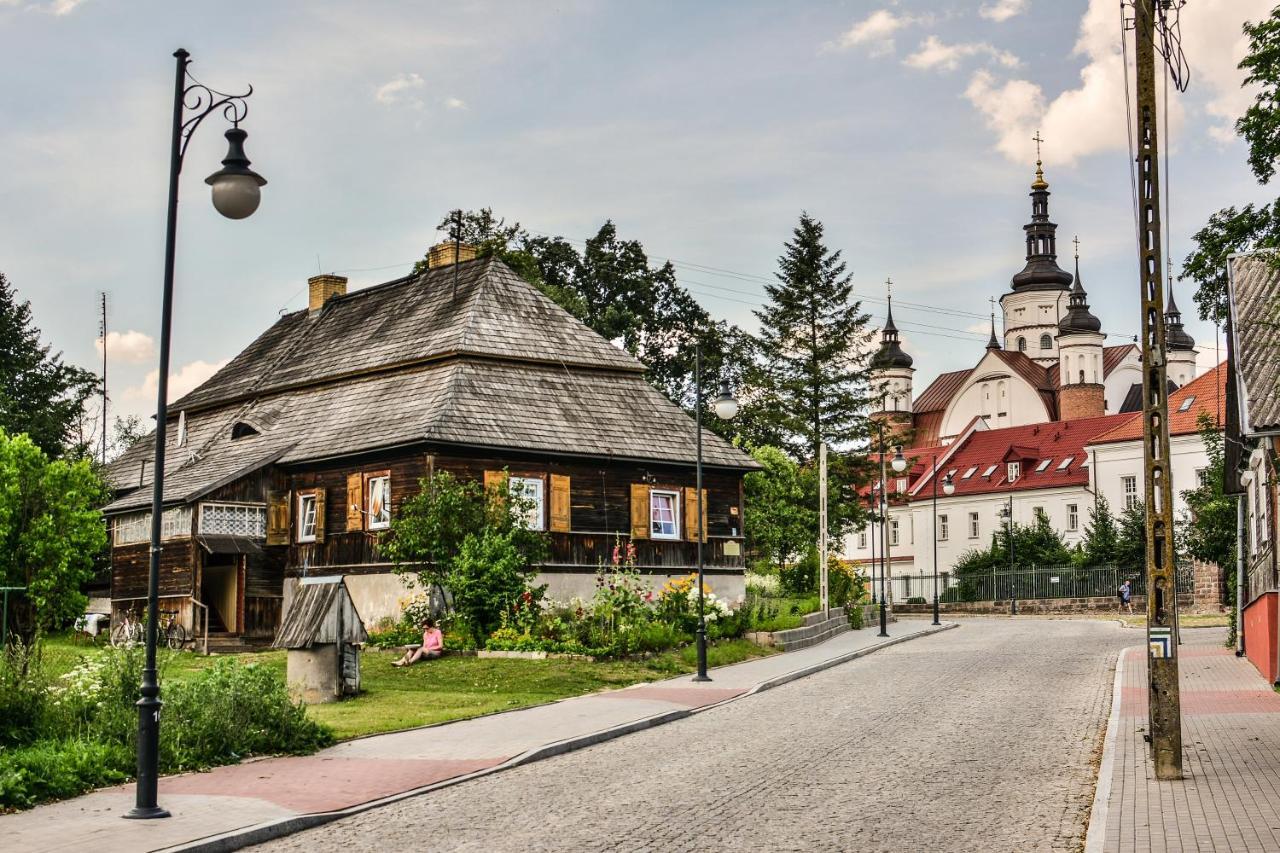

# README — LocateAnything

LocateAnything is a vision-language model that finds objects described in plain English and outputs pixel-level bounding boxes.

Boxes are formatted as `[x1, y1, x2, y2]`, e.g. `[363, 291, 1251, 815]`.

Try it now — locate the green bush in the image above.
[162, 659, 332, 770]
[780, 550, 818, 595]
[449, 528, 538, 647]
[847, 605, 864, 630]
[0, 646, 47, 747]
[0, 738, 131, 809]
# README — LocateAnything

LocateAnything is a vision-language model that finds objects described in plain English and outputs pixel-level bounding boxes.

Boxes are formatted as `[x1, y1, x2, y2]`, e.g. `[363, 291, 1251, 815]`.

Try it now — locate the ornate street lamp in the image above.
[126, 49, 265, 821]
[693, 355, 737, 682]
[998, 499, 1016, 616]
[890, 445, 908, 474]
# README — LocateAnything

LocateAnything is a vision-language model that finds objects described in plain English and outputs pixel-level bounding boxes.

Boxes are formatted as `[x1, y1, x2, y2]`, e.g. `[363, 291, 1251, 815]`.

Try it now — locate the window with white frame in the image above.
[890, 517, 900, 546]
[1122, 476, 1138, 510]
[1032, 506, 1045, 523]
[1008, 462, 1021, 482]
[982, 464, 998, 478]
[857, 530, 867, 549]
[1036, 458, 1052, 472]
[297, 493, 318, 543]
[963, 466, 978, 479]
[1067, 503, 1079, 531]
[938, 514, 949, 541]
[1178, 395, 1195, 412]
[968, 511, 980, 539]
[650, 489, 680, 539]
[112, 507, 192, 546]
[895, 477, 907, 493]
[199, 503, 266, 537]
[1057, 456, 1074, 471]
[367, 475, 392, 530]
[508, 476, 545, 531]
[1262, 466, 1271, 543]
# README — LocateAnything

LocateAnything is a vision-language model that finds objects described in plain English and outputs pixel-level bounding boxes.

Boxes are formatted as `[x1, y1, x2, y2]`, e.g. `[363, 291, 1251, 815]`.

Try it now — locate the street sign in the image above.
[1149, 626, 1173, 660]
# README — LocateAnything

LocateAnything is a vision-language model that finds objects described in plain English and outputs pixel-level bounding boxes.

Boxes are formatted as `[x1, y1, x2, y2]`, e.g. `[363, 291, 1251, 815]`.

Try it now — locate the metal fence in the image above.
[878, 564, 1194, 604]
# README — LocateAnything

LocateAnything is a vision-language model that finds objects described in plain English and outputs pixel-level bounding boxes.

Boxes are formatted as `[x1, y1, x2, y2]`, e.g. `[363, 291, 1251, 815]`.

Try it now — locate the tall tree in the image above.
[1183, 8, 1280, 321]
[755, 213, 875, 460]
[0, 430, 109, 649]
[0, 273, 97, 458]
[1181, 415, 1238, 574]
[1078, 495, 1122, 567]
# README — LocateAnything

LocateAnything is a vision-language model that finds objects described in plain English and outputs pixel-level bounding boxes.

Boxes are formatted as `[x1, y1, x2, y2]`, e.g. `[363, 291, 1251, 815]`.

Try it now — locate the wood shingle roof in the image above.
[1229, 253, 1280, 436]
[104, 257, 756, 512]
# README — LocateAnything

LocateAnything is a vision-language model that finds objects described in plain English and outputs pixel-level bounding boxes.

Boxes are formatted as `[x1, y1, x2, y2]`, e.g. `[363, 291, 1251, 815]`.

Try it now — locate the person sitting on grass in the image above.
[393, 617, 444, 667]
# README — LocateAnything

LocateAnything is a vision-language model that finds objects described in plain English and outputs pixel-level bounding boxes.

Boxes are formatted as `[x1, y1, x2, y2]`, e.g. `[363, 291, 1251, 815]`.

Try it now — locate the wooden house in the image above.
[102, 250, 758, 644]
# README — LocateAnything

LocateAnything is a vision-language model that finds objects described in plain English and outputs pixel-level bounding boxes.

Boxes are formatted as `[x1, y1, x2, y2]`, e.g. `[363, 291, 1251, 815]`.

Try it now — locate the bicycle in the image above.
[110, 610, 144, 648]
[161, 608, 191, 651]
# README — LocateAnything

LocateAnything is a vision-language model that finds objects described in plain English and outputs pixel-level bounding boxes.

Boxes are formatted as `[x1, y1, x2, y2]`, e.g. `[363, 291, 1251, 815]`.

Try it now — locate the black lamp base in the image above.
[123, 806, 171, 820]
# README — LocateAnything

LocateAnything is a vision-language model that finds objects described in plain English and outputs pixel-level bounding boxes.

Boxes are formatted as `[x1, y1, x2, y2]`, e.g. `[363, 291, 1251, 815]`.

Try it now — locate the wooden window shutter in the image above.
[346, 473, 364, 531]
[550, 474, 571, 532]
[266, 490, 289, 546]
[313, 486, 327, 543]
[683, 487, 707, 542]
[630, 483, 650, 539]
[484, 469, 505, 498]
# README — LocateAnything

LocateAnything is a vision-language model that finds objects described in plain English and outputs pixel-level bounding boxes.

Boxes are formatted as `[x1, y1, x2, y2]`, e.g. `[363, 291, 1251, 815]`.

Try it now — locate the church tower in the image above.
[1056, 240, 1106, 419]
[871, 288, 915, 419]
[1000, 136, 1073, 367]
[1164, 278, 1198, 387]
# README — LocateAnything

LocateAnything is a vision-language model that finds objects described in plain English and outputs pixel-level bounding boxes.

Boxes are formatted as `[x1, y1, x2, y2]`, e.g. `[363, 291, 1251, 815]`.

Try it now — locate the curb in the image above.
[1084, 645, 1129, 853]
[163, 623, 954, 853]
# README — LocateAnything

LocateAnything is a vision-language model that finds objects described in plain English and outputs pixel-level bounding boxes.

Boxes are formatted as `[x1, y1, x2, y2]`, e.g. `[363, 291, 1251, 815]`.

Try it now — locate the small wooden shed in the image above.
[273, 576, 367, 703]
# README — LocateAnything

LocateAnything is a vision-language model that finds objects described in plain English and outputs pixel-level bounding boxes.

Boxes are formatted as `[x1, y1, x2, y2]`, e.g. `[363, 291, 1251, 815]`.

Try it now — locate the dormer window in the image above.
[231, 422, 259, 440]
[1007, 462, 1021, 481]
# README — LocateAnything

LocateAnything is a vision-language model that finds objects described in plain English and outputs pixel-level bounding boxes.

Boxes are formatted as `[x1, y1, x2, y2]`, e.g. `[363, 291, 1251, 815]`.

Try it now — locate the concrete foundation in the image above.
[287, 644, 341, 704]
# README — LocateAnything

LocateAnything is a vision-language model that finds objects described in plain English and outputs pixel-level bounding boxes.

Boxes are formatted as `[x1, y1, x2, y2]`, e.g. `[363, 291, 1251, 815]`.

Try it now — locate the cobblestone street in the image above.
[258, 619, 1130, 853]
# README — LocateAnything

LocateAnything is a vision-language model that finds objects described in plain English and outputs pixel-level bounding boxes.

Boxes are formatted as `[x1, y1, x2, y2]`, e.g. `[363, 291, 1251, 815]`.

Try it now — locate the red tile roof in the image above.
[914, 369, 970, 413]
[910, 413, 1133, 498]
[1103, 343, 1137, 377]
[1090, 362, 1227, 445]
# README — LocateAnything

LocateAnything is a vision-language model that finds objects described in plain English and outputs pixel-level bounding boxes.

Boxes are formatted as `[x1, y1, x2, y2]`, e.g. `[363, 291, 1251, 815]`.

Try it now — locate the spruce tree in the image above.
[0, 272, 97, 458]
[1079, 495, 1122, 567]
[755, 213, 875, 460]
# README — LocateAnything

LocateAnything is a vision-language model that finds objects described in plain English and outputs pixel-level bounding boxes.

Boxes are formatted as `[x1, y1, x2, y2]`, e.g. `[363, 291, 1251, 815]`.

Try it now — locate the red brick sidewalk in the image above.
[1091, 627, 1280, 852]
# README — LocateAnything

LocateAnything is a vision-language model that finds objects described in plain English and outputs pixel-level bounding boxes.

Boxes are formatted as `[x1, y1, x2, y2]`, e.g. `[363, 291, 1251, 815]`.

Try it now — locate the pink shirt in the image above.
[422, 627, 444, 652]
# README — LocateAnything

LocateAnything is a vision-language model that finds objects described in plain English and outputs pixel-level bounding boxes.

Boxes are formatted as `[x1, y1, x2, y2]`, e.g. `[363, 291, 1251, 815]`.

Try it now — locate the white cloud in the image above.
[444, 96, 467, 110]
[904, 36, 1019, 73]
[979, 0, 1027, 23]
[963, 0, 1271, 165]
[122, 359, 228, 405]
[95, 329, 155, 363]
[374, 72, 426, 107]
[0, 0, 87, 13]
[828, 9, 925, 56]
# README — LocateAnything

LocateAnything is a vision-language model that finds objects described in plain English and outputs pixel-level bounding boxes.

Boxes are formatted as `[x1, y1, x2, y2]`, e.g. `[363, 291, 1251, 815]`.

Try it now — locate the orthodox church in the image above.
[872, 155, 1199, 449]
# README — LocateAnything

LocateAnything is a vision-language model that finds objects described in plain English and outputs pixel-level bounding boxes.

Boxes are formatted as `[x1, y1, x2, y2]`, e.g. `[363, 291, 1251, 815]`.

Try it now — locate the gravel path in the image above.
[257, 618, 1130, 853]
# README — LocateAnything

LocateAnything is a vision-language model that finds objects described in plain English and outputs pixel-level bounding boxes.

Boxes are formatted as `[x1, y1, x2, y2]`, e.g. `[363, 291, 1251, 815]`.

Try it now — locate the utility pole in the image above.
[819, 442, 829, 617]
[100, 292, 108, 466]
[1133, 0, 1183, 780]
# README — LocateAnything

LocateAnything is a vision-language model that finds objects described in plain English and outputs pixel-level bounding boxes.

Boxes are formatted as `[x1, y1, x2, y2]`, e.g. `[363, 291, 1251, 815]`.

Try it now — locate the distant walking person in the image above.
[393, 618, 444, 666]
[1118, 579, 1134, 615]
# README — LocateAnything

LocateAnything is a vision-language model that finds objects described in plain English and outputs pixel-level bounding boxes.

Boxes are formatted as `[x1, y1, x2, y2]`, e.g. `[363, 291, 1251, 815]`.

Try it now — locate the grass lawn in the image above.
[38, 634, 777, 741]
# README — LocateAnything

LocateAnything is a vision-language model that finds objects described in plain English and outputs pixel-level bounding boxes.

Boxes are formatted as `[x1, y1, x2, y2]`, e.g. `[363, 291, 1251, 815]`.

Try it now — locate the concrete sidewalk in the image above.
[2, 619, 954, 853]
[1087, 627, 1280, 852]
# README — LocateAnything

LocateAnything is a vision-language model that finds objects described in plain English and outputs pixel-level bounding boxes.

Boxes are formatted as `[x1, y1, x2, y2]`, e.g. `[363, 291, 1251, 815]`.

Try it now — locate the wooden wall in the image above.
[111, 540, 195, 601]
[278, 445, 747, 575]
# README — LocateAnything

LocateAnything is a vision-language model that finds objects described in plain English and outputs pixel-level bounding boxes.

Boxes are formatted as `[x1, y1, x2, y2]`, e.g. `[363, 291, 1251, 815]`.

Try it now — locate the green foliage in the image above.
[1116, 499, 1148, 574]
[0, 430, 109, 649]
[386, 471, 486, 592]
[0, 644, 330, 810]
[1182, 8, 1280, 321]
[1077, 496, 1122, 568]
[754, 213, 876, 460]
[1181, 415, 1239, 571]
[0, 273, 99, 458]
[952, 512, 1073, 582]
[781, 547, 820, 595]
[449, 528, 540, 647]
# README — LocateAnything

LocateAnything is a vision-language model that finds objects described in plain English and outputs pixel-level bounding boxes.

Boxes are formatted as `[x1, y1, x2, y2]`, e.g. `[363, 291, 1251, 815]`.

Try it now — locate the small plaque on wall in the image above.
[723, 540, 741, 556]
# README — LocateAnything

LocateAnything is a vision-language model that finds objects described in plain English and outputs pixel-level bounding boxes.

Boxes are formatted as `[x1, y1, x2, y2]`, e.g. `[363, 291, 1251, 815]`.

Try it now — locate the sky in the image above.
[0, 0, 1272, 433]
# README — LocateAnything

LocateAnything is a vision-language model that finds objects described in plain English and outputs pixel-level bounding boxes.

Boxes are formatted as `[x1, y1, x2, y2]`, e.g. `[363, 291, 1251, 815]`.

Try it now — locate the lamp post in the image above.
[126, 49, 265, 821]
[867, 487, 878, 604]
[874, 420, 891, 638]
[999, 498, 1016, 616]
[692, 346, 738, 682]
[934, 464, 955, 626]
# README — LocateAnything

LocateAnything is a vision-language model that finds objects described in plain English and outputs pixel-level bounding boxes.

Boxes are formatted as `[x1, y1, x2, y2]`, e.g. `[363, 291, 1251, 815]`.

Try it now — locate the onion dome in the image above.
[873, 296, 913, 369]
[1058, 254, 1102, 334]
[1165, 286, 1196, 351]
[1010, 155, 1073, 292]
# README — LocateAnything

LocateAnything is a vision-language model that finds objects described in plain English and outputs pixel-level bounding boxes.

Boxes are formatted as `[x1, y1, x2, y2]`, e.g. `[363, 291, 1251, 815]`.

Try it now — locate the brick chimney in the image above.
[1059, 383, 1105, 420]
[426, 241, 478, 269]
[308, 274, 347, 314]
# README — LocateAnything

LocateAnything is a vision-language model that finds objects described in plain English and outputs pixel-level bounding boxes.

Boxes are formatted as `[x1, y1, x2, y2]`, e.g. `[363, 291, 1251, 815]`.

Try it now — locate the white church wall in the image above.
[1104, 361, 1142, 414]
[1089, 433, 1210, 522]
[940, 368, 1051, 437]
